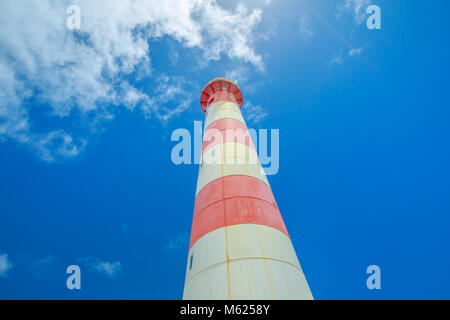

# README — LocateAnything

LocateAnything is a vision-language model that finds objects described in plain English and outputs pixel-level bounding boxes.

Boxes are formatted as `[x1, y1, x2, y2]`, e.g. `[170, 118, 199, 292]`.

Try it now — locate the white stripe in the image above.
[196, 142, 268, 195]
[183, 224, 313, 300]
[204, 101, 245, 129]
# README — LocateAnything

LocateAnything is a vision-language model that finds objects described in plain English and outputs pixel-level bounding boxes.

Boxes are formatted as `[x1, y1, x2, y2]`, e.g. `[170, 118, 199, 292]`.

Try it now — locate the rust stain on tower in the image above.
[183, 78, 313, 300]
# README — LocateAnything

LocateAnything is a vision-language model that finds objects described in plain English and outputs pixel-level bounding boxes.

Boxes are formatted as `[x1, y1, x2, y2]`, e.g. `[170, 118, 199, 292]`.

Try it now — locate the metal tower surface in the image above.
[183, 78, 313, 300]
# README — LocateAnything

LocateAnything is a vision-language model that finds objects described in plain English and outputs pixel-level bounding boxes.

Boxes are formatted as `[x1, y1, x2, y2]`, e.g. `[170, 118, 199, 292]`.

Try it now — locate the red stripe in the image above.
[206, 92, 237, 108]
[189, 176, 288, 249]
[189, 198, 289, 249]
[194, 175, 275, 213]
[202, 126, 256, 156]
[206, 118, 247, 131]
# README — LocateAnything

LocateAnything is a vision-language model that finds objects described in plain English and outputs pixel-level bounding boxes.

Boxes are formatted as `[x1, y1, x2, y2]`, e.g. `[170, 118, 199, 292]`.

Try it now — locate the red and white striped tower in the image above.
[183, 78, 313, 300]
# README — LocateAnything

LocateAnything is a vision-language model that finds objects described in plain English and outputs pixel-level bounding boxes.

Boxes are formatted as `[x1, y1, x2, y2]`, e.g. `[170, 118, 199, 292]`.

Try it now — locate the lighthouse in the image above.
[183, 78, 313, 300]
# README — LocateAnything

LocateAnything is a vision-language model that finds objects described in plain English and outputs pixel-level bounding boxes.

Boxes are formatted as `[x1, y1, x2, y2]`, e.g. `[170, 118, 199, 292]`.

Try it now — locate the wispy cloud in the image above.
[329, 55, 344, 66]
[93, 261, 122, 278]
[29, 131, 86, 163]
[330, 47, 364, 66]
[78, 257, 122, 278]
[299, 13, 314, 40]
[225, 65, 253, 88]
[348, 47, 364, 56]
[31, 255, 56, 268]
[165, 231, 189, 252]
[30, 255, 57, 278]
[0, 0, 266, 161]
[0, 253, 13, 278]
[141, 75, 195, 124]
[338, 0, 370, 25]
[242, 102, 268, 125]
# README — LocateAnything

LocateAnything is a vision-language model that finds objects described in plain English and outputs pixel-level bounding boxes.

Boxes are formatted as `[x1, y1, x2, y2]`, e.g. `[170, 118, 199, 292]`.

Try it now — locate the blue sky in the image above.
[1, 0, 450, 299]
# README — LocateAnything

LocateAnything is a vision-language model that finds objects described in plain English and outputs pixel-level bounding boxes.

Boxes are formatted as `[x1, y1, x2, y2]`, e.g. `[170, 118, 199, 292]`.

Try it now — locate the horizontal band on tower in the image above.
[185, 225, 301, 289]
[189, 195, 289, 249]
[204, 101, 245, 129]
[202, 126, 255, 156]
[196, 159, 268, 195]
[206, 118, 248, 131]
[201, 142, 259, 166]
[194, 175, 277, 216]
[197, 142, 267, 194]
[184, 224, 308, 301]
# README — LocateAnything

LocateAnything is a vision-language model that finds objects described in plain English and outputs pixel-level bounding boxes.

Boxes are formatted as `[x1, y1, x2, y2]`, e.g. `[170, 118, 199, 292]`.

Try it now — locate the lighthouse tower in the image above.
[183, 78, 313, 300]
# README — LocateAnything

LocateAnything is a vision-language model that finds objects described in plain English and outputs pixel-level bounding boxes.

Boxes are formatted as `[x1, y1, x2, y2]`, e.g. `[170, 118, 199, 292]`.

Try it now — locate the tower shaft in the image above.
[183, 78, 313, 300]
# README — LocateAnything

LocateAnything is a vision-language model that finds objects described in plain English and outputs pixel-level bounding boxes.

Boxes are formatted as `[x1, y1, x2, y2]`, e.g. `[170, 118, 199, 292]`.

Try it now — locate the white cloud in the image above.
[93, 261, 122, 278]
[225, 66, 251, 85]
[339, 0, 370, 25]
[0, 0, 265, 161]
[329, 47, 364, 67]
[299, 13, 314, 40]
[32, 131, 86, 163]
[242, 102, 268, 125]
[78, 257, 122, 278]
[0, 253, 13, 278]
[30, 255, 57, 277]
[348, 47, 364, 56]
[165, 231, 189, 252]
[141, 75, 195, 124]
[31, 256, 56, 268]
[329, 55, 344, 66]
